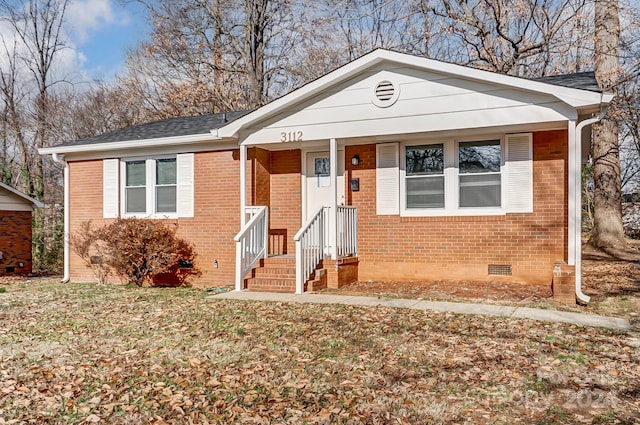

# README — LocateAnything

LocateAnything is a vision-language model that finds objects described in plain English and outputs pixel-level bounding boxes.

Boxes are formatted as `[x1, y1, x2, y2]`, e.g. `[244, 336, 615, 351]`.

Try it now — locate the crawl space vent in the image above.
[372, 80, 399, 107]
[488, 264, 512, 276]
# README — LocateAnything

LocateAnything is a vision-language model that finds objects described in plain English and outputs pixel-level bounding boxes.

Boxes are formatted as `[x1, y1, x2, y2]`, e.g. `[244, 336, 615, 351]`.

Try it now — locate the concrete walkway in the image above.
[209, 291, 634, 331]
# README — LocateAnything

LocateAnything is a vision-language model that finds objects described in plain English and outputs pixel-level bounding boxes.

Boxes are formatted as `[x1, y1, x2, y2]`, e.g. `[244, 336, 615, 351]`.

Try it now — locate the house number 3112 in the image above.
[280, 131, 303, 142]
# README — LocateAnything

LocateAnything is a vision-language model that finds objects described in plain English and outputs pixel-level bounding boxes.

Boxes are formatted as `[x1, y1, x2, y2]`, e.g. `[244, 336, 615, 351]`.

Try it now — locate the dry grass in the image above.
[0, 281, 638, 424]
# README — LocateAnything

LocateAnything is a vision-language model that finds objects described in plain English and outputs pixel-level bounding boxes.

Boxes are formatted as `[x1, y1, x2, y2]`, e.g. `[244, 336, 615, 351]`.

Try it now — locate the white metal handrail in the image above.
[234, 206, 268, 291]
[337, 205, 358, 257]
[293, 206, 327, 294]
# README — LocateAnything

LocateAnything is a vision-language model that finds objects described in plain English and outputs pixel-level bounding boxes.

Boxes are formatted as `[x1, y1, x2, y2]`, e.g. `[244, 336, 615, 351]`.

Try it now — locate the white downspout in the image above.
[51, 153, 70, 283]
[573, 105, 608, 304]
[240, 144, 247, 226]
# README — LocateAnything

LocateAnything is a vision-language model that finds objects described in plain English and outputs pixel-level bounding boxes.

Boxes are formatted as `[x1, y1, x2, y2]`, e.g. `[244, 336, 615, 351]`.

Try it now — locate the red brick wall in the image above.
[66, 130, 568, 287]
[0, 210, 33, 275]
[268, 150, 301, 255]
[344, 130, 568, 285]
[68, 150, 241, 287]
[249, 148, 271, 207]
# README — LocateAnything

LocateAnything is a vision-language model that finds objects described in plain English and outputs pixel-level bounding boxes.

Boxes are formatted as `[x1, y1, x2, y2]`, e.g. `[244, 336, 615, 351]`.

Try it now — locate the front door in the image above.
[304, 151, 345, 220]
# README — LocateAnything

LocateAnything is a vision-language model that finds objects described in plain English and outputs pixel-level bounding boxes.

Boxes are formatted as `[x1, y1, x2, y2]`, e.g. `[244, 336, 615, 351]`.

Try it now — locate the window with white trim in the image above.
[155, 158, 177, 213]
[380, 134, 531, 217]
[125, 160, 147, 214]
[103, 154, 194, 219]
[458, 140, 501, 208]
[124, 158, 178, 216]
[405, 144, 445, 208]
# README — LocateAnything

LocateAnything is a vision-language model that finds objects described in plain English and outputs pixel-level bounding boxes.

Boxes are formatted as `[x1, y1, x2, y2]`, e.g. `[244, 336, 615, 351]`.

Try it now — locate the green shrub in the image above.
[71, 218, 201, 287]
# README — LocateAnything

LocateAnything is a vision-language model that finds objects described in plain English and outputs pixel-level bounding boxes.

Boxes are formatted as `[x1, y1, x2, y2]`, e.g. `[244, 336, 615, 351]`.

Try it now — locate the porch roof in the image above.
[216, 50, 612, 143]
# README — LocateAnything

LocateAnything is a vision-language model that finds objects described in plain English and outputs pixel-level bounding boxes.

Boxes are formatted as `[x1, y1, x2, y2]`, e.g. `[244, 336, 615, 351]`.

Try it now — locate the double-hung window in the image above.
[125, 160, 147, 214]
[123, 157, 177, 216]
[103, 153, 194, 219]
[155, 158, 177, 213]
[398, 138, 505, 215]
[405, 144, 445, 208]
[458, 140, 502, 208]
[381, 134, 531, 217]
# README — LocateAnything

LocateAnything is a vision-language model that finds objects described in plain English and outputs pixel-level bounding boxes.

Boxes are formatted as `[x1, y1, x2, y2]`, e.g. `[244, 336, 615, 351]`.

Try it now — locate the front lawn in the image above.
[0, 282, 638, 424]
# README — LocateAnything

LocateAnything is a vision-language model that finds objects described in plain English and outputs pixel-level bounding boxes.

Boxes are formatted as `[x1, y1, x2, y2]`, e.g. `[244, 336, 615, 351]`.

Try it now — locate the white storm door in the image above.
[304, 151, 345, 220]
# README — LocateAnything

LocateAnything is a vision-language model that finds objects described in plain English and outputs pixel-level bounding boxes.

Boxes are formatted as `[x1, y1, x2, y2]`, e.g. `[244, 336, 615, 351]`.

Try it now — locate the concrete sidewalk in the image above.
[209, 291, 633, 331]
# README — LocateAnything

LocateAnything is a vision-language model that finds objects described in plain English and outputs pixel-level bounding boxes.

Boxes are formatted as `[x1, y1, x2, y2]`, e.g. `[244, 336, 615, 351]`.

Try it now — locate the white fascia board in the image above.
[38, 132, 231, 156]
[0, 182, 44, 208]
[220, 49, 610, 141]
[385, 51, 610, 108]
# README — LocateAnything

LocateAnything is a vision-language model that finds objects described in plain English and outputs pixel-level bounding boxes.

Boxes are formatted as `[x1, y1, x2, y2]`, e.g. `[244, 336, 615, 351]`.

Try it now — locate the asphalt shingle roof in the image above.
[534, 71, 601, 92]
[62, 110, 251, 147]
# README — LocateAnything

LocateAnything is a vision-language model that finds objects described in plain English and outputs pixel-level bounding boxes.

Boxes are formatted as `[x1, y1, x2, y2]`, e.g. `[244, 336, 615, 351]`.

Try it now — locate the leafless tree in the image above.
[423, 0, 590, 76]
[588, 0, 630, 252]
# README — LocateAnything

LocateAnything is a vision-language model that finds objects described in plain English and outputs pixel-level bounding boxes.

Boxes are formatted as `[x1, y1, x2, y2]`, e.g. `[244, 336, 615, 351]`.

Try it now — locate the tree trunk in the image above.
[589, 0, 628, 250]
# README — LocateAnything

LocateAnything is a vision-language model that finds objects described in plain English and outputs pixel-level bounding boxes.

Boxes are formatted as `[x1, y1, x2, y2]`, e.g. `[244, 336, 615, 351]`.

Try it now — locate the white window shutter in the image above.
[103, 159, 119, 218]
[376, 143, 399, 215]
[177, 153, 195, 217]
[505, 133, 533, 213]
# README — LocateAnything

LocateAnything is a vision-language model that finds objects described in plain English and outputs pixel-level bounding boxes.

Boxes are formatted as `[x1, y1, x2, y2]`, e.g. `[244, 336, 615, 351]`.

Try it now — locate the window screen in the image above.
[406, 144, 445, 208]
[156, 158, 177, 213]
[459, 140, 501, 208]
[125, 160, 146, 213]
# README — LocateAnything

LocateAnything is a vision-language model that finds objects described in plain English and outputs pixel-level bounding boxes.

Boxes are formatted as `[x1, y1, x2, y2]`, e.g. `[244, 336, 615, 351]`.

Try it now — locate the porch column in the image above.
[240, 144, 247, 226]
[329, 138, 338, 259]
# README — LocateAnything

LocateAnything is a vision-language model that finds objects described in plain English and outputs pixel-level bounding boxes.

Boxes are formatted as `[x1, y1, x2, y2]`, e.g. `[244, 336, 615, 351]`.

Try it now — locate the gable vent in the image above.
[488, 264, 512, 276]
[372, 80, 399, 107]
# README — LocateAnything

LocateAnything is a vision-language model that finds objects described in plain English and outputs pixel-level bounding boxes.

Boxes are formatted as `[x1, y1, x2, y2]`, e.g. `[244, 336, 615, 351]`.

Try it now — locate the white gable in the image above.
[0, 183, 42, 211]
[0, 188, 35, 211]
[240, 64, 575, 145]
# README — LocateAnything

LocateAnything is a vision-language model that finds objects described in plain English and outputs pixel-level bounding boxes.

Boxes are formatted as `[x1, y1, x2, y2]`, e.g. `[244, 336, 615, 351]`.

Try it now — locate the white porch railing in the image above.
[337, 205, 358, 257]
[234, 206, 268, 291]
[294, 206, 328, 294]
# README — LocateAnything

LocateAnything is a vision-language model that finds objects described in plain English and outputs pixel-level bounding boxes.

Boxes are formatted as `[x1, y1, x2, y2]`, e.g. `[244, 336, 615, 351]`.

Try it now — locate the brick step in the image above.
[246, 276, 298, 293]
[253, 266, 296, 277]
[260, 256, 296, 266]
[246, 276, 295, 287]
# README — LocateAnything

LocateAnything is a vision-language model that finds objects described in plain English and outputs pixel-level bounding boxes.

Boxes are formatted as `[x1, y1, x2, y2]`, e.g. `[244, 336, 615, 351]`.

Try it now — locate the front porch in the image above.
[234, 138, 359, 293]
[235, 205, 359, 293]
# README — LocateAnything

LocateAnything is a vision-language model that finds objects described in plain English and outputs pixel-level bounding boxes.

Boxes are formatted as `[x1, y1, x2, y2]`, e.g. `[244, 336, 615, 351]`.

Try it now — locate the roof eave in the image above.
[0, 182, 44, 208]
[39, 132, 231, 156]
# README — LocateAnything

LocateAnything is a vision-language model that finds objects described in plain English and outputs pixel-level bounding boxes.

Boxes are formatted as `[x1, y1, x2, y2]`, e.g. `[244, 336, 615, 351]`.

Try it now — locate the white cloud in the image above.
[0, 14, 87, 93]
[66, 0, 130, 44]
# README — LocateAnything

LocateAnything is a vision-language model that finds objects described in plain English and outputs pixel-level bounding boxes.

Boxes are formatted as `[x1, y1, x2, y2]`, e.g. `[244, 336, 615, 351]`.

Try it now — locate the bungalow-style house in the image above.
[0, 182, 44, 275]
[40, 50, 612, 304]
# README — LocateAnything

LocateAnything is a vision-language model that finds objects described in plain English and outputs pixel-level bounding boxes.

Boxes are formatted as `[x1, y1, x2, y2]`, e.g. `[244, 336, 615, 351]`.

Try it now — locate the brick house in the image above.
[40, 50, 612, 303]
[0, 182, 44, 275]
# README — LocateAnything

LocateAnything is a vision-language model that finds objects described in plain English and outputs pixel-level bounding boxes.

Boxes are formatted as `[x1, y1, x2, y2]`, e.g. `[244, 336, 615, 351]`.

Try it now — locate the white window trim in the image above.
[400, 135, 506, 217]
[120, 155, 179, 219]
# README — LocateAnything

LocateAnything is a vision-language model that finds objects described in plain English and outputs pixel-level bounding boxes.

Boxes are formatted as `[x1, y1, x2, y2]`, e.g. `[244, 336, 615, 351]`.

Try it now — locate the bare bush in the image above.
[71, 218, 201, 287]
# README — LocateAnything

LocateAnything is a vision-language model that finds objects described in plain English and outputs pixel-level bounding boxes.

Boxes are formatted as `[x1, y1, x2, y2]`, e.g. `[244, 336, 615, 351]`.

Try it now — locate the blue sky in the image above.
[66, 0, 150, 81]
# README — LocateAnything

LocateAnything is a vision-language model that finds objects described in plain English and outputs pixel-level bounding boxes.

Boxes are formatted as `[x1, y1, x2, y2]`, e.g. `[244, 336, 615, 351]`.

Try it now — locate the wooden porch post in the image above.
[330, 138, 338, 260]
